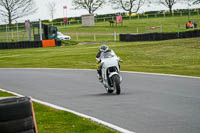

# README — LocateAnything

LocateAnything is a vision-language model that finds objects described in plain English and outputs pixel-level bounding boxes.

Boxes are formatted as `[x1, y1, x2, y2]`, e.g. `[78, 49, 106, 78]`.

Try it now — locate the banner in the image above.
[116, 15, 122, 23]
[63, 17, 67, 23]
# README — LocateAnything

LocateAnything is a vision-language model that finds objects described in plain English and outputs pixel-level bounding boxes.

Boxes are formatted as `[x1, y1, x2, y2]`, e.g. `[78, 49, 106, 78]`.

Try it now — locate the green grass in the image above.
[59, 15, 200, 33]
[0, 37, 200, 77]
[0, 91, 118, 133]
[58, 15, 200, 41]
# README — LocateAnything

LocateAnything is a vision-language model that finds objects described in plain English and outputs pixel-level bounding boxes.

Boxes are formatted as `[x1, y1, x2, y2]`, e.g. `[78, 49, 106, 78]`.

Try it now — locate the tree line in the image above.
[0, 0, 200, 25]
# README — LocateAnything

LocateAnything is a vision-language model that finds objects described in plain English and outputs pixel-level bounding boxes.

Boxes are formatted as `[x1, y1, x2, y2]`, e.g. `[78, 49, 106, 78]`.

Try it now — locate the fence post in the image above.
[114, 32, 117, 41]
[178, 24, 180, 38]
[16, 23, 19, 41]
[147, 14, 148, 19]
[137, 27, 139, 33]
[12, 29, 13, 41]
[6, 25, 8, 42]
[197, 10, 199, 15]
[27, 20, 31, 41]
[39, 19, 42, 41]
[138, 15, 140, 19]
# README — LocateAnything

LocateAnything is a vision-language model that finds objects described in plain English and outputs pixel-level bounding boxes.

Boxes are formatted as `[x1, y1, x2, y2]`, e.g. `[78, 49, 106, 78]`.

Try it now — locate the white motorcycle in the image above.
[97, 50, 122, 95]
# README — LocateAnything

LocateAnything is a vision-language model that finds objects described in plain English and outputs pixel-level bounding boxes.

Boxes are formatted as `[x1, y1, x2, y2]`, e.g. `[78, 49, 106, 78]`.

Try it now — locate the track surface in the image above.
[0, 69, 200, 133]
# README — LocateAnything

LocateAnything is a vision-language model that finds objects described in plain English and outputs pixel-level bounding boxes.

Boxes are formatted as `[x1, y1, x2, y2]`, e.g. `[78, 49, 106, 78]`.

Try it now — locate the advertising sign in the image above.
[63, 17, 67, 23]
[116, 15, 122, 23]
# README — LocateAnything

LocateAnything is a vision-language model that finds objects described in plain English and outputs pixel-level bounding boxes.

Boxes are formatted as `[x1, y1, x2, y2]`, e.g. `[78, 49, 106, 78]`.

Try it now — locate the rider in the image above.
[96, 45, 111, 80]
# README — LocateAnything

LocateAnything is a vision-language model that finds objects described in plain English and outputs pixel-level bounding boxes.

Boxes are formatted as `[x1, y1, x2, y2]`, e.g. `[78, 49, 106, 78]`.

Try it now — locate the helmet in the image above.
[100, 45, 109, 52]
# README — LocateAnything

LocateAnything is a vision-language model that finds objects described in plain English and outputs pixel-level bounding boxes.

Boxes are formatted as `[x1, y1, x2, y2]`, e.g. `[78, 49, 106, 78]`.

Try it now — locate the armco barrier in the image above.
[120, 30, 200, 42]
[0, 40, 61, 50]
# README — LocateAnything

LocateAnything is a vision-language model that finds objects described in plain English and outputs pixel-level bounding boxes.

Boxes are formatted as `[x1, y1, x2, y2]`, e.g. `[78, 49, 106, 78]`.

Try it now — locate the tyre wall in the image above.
[120, 30, 200, 42]
[0, 97, 38, 133]
[0, 39, 62, 50]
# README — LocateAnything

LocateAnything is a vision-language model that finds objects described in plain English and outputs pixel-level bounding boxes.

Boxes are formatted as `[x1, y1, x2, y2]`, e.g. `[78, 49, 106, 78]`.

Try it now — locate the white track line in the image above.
[0, 68, 200, 79]
[0, 88, 135, 133]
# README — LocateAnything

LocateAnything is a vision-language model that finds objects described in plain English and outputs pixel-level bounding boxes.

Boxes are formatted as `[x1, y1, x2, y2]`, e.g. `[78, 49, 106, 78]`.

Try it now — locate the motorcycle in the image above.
[97, 50, 122, 95]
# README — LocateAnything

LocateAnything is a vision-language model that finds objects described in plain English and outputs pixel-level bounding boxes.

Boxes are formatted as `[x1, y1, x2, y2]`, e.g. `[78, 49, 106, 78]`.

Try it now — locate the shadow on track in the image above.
[83, 92, 131, 97]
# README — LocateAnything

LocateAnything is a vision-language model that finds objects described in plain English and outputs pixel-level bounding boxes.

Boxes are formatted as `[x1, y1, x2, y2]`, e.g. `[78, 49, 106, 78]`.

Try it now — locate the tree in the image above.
[109, 0, 145, 16]
[72, 0, 106, 14]
[193, 0, 200, 4]
[0, 0, 37, 25]
[47, 1, 56, 21]
[158, 0, 178, 14]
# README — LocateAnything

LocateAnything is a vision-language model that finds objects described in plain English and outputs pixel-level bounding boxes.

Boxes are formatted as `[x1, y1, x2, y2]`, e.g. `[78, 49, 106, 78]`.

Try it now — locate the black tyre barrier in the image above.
[20, 129, 35, 133]
[55, 39, 62, 46]
[0, 97, 37, 133]
[120, 30, 200, 42]
[0, 40, 60, 50]
[0, 97, 32, 122]
[0, 116, 34, 132]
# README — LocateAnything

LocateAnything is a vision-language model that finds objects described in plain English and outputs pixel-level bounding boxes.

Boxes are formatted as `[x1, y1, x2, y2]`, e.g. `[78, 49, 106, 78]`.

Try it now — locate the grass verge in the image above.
[0, 91, 118, 133]
[0, 37, 199, 77]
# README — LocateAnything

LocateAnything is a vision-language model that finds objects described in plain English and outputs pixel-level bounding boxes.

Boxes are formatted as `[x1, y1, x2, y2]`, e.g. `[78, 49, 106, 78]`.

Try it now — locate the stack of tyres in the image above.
[168, 32, 178, 40]
[39, 41, 43, 48]
[0, 97, 37, 133]
[18, 41, 23, 49]
[197, 30, 200, 37]
[145, 33, 151, 41]
[24, 41, 29, 48]
[0, 43, 3, 49]
[27, 41, 32, 48]
[123, 34, 129, 41]
[10, 42, 16, 49]
[155, 33, 163, 41]
[30, 41, 34, 48]
[2, 43, 6, 49]
[35, 41, 41, 48]
[148, 33, 155, 41]
[31, 41, 36, 48]
[4, 43, 9, 49]
[55, 40, 62, 46]
[119, 34, 125, 41]
[34, 41, 42, 48]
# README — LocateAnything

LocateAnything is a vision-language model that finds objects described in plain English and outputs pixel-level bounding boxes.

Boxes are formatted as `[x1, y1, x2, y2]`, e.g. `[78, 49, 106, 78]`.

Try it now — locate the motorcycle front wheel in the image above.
[113, 75, 121, 95]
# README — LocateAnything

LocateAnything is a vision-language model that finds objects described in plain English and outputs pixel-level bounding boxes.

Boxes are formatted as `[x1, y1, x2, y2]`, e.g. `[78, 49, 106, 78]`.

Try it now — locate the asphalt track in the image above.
[0, 68, 200, 133]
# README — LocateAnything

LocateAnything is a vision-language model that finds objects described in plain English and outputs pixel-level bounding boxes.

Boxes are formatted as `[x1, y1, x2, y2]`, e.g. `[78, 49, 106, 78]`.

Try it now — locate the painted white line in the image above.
[0, 88, 135, 133]
[0, 68, 200, 79]
[122, 71, 200, 79]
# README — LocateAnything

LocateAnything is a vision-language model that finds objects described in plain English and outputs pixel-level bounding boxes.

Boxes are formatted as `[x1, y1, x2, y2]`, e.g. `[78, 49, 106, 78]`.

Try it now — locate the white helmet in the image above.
[100, 45, 109, 52]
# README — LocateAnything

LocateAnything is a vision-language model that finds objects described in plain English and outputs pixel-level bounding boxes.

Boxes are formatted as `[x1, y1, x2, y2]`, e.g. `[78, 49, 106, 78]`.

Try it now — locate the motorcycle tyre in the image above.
[113, 75, 121, 95]
[107, 89, 114, 93]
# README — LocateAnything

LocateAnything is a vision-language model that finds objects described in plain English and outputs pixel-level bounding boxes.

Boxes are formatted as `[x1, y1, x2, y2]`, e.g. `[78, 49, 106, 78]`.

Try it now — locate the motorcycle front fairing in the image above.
[101, 55, 121, 89]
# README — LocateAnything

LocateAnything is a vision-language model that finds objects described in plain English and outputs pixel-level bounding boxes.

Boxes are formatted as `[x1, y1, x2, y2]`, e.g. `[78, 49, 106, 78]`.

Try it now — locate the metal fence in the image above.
[0, 24, 32, 42]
